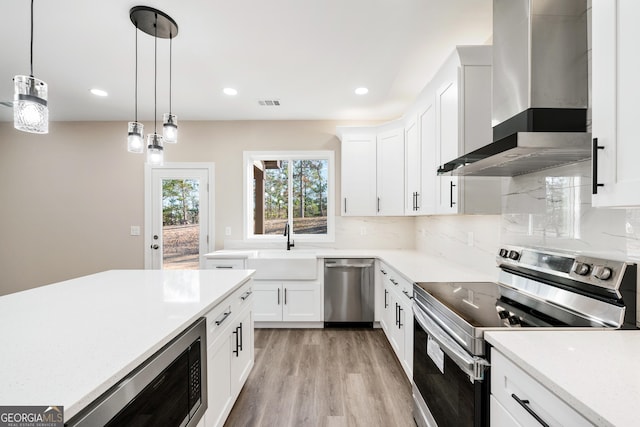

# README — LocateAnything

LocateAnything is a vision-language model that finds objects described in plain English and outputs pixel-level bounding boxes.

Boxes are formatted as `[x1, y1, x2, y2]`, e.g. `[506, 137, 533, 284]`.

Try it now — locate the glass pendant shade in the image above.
[146, 133, 164, 165]
[127, 121, 144, 153]
[162, 113, 178, 143]
[13, 75, 48, 134]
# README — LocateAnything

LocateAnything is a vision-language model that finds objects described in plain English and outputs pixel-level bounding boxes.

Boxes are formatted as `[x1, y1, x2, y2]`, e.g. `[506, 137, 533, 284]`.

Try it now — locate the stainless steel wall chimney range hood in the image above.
[438, 0, 591, 177]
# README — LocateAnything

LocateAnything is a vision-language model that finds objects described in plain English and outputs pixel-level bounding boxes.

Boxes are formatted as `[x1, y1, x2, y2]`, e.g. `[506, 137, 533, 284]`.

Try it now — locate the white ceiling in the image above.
[0, 0, 492, 122]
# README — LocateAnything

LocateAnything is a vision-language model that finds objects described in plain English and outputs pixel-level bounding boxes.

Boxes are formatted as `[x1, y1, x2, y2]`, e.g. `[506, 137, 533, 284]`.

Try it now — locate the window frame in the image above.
[243, 150, 335, 243]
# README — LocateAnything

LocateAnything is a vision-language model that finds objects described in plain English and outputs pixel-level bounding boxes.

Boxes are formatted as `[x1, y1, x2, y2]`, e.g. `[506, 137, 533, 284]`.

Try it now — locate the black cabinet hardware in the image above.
[511, 394, 549, 427]
[214, 310, 231, 326]
[450, 181, 456, 208]
[592, 137, 605, 194]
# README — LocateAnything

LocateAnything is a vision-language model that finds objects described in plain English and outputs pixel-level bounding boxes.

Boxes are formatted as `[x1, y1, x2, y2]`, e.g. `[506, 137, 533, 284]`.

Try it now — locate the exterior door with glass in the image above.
[145, 164, 214, 269]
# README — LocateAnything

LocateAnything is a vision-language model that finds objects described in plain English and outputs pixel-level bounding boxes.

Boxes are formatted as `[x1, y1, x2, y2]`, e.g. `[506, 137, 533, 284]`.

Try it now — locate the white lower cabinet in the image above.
[253, 280, 322, 323]
[379, 263, 413, 381]
[491, 349, 591, 427]
[204, 281, 254, 427]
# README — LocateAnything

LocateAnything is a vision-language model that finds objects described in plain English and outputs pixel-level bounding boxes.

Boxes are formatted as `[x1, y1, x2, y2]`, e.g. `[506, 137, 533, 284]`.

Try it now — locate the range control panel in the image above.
[496, 245, 631, 292]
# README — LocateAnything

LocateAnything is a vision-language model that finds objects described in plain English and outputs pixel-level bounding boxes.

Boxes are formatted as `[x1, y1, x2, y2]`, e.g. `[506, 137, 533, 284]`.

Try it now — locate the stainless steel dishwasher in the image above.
[324, 258, 374, 327]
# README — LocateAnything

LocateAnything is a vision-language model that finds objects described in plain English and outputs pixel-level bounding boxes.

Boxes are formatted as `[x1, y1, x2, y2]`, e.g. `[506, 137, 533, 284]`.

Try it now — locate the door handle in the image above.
[592, 137, 605, 194]
[232, 327, 239, 357]
[450, 181, 456, 208]
[395, 303, 399, 326]
[151, 244, 159, 250]
[415, 192, 420, 210]
[511, 394, 550, 427]
[384, 289, 388, 308]
[284, 288, 287, 305]
[277, 288, 280, 305]
[377, 197, 381, 213]
[238, 322, 243, 351]
[344, 197, 347, 214]
[398, 305, 403, 328]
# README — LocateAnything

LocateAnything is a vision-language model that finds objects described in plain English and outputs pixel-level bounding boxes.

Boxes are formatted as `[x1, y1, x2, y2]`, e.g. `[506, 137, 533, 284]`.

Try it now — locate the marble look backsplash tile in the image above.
[415, 215, 501, 277]
[502, 160, 640, 260]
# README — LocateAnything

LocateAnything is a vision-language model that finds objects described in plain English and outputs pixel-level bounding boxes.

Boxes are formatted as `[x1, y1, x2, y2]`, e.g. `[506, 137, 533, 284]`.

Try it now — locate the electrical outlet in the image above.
[225, 226, 232, 236]
[130, 226, 140, 236]
[467, 231, 474, 247]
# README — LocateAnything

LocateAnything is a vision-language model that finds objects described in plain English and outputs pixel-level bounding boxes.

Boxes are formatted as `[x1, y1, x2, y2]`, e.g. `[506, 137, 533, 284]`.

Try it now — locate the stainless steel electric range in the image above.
[412, 245, 637, 427]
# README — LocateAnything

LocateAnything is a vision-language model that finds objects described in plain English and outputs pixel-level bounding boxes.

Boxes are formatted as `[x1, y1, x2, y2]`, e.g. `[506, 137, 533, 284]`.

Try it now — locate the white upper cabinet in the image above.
[592, 0, 640, 207]
[405, 114, 423, 215]
[340, 132, 377, 216]
[377, 127, 405, 216]
[419, 99, 437, 214]
[338, 125, 405, 217]
[432, 46, 501, 214]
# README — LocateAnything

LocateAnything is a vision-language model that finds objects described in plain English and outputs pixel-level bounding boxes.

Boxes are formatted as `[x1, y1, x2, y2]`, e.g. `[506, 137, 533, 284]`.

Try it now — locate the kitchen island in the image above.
[0, 269, 254, 421]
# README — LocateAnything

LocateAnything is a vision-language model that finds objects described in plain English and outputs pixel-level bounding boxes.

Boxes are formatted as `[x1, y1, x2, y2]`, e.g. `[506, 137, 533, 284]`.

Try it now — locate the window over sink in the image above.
[243, 151, 335, 242]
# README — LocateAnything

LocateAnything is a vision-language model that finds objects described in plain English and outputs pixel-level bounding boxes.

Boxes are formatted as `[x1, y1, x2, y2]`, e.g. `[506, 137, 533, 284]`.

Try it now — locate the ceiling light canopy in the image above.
[223, 88, 238, 96]
[355, 87, 369, 95]
[128, 6, 179, 162]
[13, 0, 48, 134]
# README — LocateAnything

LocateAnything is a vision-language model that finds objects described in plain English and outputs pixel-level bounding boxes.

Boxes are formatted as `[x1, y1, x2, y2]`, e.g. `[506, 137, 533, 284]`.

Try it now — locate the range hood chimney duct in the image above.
[439, 0, 591, 177]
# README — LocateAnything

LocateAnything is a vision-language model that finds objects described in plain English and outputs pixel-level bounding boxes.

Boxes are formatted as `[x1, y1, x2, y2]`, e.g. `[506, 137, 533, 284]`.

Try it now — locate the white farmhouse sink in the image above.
[246, 250, 318, 280]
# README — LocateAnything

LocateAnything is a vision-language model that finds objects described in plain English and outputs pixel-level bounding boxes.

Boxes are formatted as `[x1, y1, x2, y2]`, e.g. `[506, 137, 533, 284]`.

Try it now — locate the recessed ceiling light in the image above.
[355, 87, 369, 95]
[90, 88, 108, 97]
[223, 87, 238, 96]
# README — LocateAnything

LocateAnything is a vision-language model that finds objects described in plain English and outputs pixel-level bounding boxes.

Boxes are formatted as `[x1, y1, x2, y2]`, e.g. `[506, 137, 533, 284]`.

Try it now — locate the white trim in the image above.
[144, 162, 215, 269]
[243, 151, 335, 243]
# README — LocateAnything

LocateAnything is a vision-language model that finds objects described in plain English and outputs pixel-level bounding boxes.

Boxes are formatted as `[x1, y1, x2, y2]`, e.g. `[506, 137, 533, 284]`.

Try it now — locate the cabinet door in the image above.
[376, 128, 405, 216]
[592, 0, 640, 207]
[205, 332, 233, 427]
[385, 289, 404, 360]
[405, 116, 422, 215]
[253, 282, 282, 322]
[282, 282, 322, 321]
[400, 297, 413, 379]
[341, 135, 377, 216]
[436, 79, 460, 214]
[230, 306, 254, 397]
[419, 101, 437, 214]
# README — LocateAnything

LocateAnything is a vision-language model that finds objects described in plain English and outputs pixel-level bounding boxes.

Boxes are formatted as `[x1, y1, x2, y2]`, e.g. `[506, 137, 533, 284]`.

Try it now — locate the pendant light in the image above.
[127, 27, 144, 153]
[129, 6, 178, 164]
[162, 33, 177, 144]
[14, 0, 48, 134]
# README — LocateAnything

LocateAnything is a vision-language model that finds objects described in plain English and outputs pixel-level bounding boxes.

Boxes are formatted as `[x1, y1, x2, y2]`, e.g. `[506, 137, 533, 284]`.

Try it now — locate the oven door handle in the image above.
[414, 304, 489, 382]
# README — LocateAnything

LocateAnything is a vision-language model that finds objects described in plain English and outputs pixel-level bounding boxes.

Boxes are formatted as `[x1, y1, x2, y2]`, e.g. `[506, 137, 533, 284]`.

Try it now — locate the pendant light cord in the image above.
[154, 13, 157, 133]
[134, 25, 138, 122]
[169, 33, 172, 115]
[30, 0, 34, 77]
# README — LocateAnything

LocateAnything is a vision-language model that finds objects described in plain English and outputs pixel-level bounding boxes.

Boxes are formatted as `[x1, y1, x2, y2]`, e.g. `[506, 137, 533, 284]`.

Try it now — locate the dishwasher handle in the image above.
[325, 263, 373, 268]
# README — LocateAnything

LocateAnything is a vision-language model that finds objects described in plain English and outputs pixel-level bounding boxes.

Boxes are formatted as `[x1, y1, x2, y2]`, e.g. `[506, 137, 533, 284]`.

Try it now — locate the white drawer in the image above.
[204, 258, 245, 270]
[491, 350, 591, 427]
[205, 301, 233, 346]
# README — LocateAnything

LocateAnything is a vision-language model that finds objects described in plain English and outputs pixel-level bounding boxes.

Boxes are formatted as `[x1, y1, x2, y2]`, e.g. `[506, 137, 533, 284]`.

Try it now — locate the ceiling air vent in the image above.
[258, 99, 280, 106]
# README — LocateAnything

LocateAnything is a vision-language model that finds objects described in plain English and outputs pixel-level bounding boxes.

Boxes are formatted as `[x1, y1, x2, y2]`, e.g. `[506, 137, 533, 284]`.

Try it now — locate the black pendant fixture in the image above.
[128, 6, 179, 164]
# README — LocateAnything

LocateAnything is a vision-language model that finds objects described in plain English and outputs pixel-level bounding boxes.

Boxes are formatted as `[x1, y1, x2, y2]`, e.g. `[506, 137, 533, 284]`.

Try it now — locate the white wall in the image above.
[2, 119, 406, 295]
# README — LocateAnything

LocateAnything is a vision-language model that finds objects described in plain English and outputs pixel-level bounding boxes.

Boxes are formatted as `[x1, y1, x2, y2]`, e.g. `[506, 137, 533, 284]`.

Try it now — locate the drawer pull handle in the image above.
[240, 290, 252, 301]
[402, 289, 414, 300]
[214, 310, 232, 326]
[215, 266, 234, 269]
[390, 279, 398, 285]
[511, 393, 550, 427]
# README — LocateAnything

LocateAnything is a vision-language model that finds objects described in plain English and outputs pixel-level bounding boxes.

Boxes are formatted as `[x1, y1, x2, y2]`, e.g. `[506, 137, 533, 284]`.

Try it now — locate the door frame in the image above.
[144, 162, 215, 269]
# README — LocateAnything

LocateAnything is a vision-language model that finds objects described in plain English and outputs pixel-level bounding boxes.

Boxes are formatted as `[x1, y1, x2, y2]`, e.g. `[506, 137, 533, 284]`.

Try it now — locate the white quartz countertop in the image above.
[486, 330, 640, 427]
[204, 249, 496, 283]
[0, 269, 253, 421]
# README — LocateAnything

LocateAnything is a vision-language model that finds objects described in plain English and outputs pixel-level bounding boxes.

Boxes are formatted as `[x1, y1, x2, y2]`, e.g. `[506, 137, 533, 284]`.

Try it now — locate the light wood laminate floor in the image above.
[225, 328, 415, 427]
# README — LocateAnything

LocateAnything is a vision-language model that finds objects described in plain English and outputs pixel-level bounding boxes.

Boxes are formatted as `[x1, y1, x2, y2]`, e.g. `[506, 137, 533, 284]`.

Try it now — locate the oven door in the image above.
[413, 304, 489, 427]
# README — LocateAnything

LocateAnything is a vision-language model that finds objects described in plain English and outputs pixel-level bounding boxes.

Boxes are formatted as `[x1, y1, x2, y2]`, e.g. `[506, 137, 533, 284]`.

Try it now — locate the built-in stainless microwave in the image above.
[66, 318, 207, 427]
